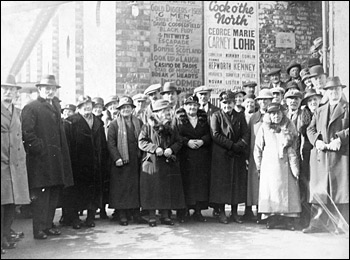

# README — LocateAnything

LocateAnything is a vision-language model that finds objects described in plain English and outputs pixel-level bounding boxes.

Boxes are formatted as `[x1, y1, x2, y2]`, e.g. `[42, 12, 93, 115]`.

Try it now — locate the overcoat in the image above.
[254, 116, 301, 214]
[307, 99, 349, 204]
[176, 108, 211, 207]
[209, 109, 249, 205]
[107, 116, 143, 209]
[246, 110, 264, 206]
[63, 113, 108, 210]
[1, 103, 30, 205]
[22, 97, 74, 189]
[138, 117, 186, 210]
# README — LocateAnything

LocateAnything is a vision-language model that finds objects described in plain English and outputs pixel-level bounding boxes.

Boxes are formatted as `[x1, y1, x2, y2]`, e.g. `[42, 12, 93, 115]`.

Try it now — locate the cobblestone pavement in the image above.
[2, 208, 349, 259]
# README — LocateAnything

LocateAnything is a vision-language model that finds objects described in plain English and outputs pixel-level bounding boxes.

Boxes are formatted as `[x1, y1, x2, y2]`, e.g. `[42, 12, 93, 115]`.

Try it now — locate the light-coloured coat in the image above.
[1, 103, 30, 205]
[307, 99, 349, 204]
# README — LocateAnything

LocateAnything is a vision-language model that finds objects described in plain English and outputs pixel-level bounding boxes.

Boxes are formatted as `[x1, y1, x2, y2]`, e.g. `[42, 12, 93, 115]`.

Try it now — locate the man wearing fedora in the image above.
[266, 68, 287, 90]
[63, 96, 108, 229]
[305, 76, 349, 234]
[22, 74, 74, 239]
[161, 82, 181, 112]
[1, 75, 30, 253]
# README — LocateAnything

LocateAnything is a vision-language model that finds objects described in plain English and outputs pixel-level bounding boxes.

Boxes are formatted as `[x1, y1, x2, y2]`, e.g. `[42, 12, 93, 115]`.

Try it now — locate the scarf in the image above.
[116, 114, 141, 163]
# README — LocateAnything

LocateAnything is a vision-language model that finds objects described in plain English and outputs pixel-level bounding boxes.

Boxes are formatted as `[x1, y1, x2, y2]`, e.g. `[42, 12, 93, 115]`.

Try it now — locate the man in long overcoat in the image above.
[1, 75, 30, 253]
[22, 75, 74, 239]
[63, 96, 108, 229]
[305, 76, 349, 234]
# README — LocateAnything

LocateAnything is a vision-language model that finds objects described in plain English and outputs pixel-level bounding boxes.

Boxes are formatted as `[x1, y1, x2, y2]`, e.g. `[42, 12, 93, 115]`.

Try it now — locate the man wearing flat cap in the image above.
[62, 95, 108, 229]
[267, 68, 286, 90]
[305, 76, 349, 234]
[1, 75, 30, 253]
[194, 86, 220, 126]
[285, 61, 303, 92]
[144, 83, 162, 121]
[132, 93, 148, 124]
[22, 74, 74, 239]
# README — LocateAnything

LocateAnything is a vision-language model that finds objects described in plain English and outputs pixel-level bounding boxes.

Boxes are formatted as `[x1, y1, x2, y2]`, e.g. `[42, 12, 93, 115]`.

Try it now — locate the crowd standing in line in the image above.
[1, 55, 349, 254]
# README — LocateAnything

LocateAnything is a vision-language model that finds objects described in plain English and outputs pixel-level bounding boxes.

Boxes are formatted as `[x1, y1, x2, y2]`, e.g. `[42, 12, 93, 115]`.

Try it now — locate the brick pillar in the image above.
[75, 1, 84, 99]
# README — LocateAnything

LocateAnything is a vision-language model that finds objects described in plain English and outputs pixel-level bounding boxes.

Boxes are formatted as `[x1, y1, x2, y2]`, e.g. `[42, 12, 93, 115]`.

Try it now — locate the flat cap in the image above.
[194, 85, 212, 94]
[267, 68, 281, 76]
[284, 89, 302, 99]
[144, 83, 162, 95]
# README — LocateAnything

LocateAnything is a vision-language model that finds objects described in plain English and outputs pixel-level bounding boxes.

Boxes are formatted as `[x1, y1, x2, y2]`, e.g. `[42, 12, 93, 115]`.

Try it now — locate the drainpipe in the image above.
[328, 1, 334, 76]
[322, 1, 328, 74]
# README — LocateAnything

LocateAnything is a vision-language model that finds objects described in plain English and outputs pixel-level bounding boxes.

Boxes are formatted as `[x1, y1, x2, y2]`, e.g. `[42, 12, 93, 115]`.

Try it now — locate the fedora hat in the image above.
[117, 96, 135, 109]
[132, 93, 148, 102]
[300, 68, 311, 82]
[219, 90, 235, 102]
[160, 82, 181, 95]
[284, 89, 302, 99]
[1, 74, 22, 89]
[286, 61, 301, 75]
[194, 85, 212, 94]
[242, 81, 257, 88]
[104, 95, 119, 108]
[144, 83, 162, 95]
[323, 76, 346, 90]
[61, 104, 76, 113]
[76, 95, 94, 108]
[308, 65, 326, 78]
[255, 89, 273, 100]
[232, 86, 246, 97]
[301, 89, 323, 106]
[92, 97, 104, 107]
[184, 95, 199, 105]
[266, 68, 281, 76]
[285, 81, 300, 91]
[307, 58, 321, 68]
[267, 102, 286, 113]
[36, 74, 61, 88]
[152, 99, 171, 112]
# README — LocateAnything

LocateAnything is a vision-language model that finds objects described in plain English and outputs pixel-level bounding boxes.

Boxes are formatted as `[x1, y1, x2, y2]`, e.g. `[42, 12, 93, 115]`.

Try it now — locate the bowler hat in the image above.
[286, 61, 301, 75]
[76, 95, 94, 108]
[308, 65, 326, 78]
[132, 93, 148, 102]
[36, 74, 61, 88]
[152, 99, 171, 112]
[194, 85, 212, 94]
[117, 96, 135, 109]
[284, 89, 302, 99]
[160, 82, 181, 95]
[323, 76, 346, 90]
[144, 83, 162, 95]
[300, 68, 311, 82]
[184, 95, 199, 105]
[271, 86, 285, 95]
[307, 58, 321, 68]
[301, 89, 323, 106]
[285, 81, 300, 91]
[232, 86, 246, 97]
[1, 74, 21, 89]
[61, 104, 76, 113]
[219, 90, 235, 102]
[104, 95, 119, 108]
[255, 89, 273, 100]
[242, 81, 258, 88]
[313, 37, 322, 50]
[92, 97, 104, 107]
[267, 102, 286, 113]
[267, 68, 281, 76]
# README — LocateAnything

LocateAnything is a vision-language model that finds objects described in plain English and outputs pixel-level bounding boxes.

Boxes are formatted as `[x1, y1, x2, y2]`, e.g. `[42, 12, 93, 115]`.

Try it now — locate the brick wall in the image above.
[258, 1, 322, 84]
[75, 1, 84, 98]
[115, 1, 151, 95]
[52, 15, 59, 83]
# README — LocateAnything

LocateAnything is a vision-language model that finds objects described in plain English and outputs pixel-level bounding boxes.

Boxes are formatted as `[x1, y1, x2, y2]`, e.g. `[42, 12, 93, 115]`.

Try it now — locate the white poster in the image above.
[204, 1, 259, 94]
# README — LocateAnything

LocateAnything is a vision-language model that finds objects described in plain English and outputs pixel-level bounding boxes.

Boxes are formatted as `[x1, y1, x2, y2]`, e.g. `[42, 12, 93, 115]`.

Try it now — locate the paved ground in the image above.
[2, 208, 349, 259]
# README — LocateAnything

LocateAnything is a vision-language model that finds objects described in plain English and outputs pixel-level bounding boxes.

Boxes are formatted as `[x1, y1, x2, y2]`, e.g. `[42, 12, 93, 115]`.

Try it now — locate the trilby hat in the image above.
[36, 74, 61, 88]
[1, 74, 22, 89]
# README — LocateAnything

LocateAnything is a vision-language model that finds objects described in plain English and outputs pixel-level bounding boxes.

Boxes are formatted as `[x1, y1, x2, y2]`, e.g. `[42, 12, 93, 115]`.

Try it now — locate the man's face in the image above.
[286, 97, 301, 111]
[220, 100, 234, 113]
[1, 85, 18, 103]
[196, 92, 210, 105]
[310, 74, 326, 90]
[272, 92, 282, 103]
[289, 67, 300, 79]
[244, 86, 255, 95]
[38, 85, 57, 99]
[270, 73, 280, 84]
[135, 100, 146, 111]
[148, 91, 160, 104]
[327, 86, 343, 103]
[258, 98, 272, 111]
[92, 104, 103, 116]
[243, 98, 255, 113]
[162, 91, 178, 106]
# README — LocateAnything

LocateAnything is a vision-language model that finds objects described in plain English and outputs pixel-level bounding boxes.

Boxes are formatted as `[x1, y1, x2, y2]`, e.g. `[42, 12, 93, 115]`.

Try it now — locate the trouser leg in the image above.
[45, 186, 61, 230]
[31, 188, 49, 234]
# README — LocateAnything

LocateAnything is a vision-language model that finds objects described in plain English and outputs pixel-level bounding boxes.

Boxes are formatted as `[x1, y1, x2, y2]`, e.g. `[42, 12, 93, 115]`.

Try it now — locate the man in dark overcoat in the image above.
[63, 96, 108, 229]
[22, 74, 74, 239]
[305, 76, 349, 234]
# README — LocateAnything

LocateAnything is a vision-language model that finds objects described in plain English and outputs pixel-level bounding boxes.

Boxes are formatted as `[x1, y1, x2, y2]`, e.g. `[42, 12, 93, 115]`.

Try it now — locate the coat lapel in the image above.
[1, 102, 12, 121]
[328, 100, 346, 128]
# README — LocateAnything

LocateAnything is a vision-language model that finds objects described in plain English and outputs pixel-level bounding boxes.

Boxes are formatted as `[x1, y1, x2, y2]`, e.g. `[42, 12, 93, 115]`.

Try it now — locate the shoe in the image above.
[2, 241, 16, 249]
[72, 219, 82, 229]
[10, 229, 24, 239]
[240, 211, 257, 222]
[218, 215, 228, 224]
[44, 228, 61, 236]
[148, 219, 157, 227]
[85, 219, 96, 227]
[34, 231, 48, 240]
[160, 218, 174, 226]
[212, 208, 220, 217]
[230, 214, 243, 224]
[119, 218, 128, 226]
[192, 213, 207, 222]
[5, 235, 20, 243]
[302, 225, 325, 234]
